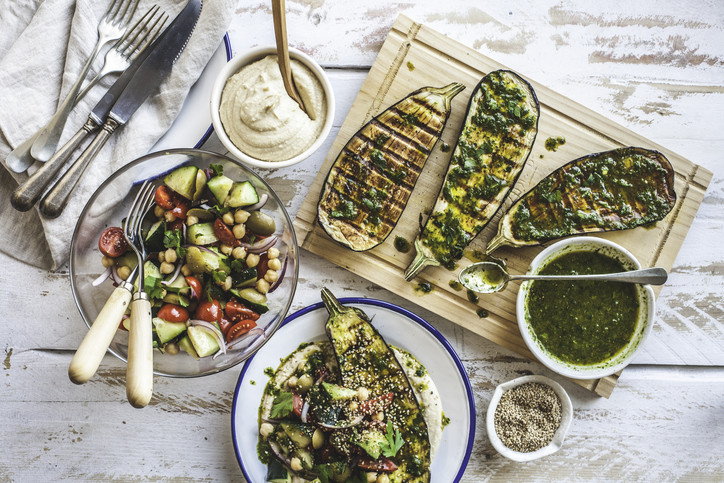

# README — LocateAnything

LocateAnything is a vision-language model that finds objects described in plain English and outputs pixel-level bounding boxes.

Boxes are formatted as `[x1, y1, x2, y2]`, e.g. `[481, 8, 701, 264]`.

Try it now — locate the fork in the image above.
[6, 4, 165, 174]
[31, 0, 140, 163]
[123, 181, 156, 408]
[67, 182, 152, 386]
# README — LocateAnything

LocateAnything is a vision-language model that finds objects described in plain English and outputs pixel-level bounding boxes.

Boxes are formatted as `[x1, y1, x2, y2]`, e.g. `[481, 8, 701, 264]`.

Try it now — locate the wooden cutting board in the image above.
[293, 15, 713, 397]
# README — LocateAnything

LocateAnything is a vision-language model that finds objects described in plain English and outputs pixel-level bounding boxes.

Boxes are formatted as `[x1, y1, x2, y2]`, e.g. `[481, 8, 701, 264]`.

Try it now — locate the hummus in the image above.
[219, 55, 327, 162]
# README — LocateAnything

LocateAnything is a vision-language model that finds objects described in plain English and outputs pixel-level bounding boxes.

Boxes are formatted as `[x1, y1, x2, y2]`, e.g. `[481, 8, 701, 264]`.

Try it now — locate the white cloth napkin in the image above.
[0, 0, 238, 270]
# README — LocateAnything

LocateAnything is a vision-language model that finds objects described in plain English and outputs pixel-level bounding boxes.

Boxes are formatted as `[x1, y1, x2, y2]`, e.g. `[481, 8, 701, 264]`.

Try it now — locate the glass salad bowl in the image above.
[69, 149, 299, 377]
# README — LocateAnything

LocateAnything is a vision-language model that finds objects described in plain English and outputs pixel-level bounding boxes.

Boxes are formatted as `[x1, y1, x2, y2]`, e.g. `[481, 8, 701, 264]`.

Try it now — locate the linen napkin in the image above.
[0, 0, 238, 270]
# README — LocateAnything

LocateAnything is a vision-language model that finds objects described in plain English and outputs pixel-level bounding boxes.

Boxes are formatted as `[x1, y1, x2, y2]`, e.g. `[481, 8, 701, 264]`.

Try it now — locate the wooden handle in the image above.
[10, 118, 97, 212]
[68, 284, 131, 384]
[126, 297, 153, 408]
[39, 118, 116, 219]
[271, 0, 306, 112]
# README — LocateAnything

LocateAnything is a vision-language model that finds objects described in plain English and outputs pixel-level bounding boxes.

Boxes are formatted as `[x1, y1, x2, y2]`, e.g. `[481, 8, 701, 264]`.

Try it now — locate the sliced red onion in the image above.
[110, 265, 122, 285]
[92, 267, 112, 286]
[226, 327, 265, 351]
[317, 415, 365, 429]
[269, 254, 289, 293]
[244, 193, 268, 212]
[189, 320, 226, 357]
[269, 441, 292, 467]
[199, 202, 212, 210]
[161, 262, 182, 286]
[300, 400, 310, 423]
[240, 235, 277, 254]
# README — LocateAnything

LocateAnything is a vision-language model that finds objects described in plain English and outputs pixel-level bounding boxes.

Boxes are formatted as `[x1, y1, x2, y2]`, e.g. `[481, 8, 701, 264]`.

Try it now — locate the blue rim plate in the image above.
[231, 297, 476, 482]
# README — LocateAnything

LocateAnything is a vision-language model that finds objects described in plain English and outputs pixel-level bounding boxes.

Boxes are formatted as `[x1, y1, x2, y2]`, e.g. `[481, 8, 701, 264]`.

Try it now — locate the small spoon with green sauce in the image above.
[459, 261, 668, 293]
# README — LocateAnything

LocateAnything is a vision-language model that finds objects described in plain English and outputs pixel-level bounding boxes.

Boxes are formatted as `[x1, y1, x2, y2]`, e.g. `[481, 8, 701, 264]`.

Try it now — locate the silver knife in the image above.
[10, 0, 202, 216]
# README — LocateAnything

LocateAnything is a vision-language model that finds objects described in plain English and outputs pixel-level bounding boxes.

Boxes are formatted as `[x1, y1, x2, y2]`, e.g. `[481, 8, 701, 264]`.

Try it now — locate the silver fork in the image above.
[6, 4, 163, 174]
[31, 0, 140, 163]
[123, 181, 156, 408]
[67, 181, 153, 386]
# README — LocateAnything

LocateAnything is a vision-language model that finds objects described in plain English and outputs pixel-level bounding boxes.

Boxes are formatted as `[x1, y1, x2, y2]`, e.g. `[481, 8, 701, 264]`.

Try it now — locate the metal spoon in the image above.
[459, 261, 668, 294]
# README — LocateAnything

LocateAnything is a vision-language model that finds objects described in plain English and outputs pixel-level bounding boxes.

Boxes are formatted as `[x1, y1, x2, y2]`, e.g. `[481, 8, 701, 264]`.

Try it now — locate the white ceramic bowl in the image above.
[487, 375, 573, 462]
[516, 237, 655, 380]
[210, 45, 335, 169]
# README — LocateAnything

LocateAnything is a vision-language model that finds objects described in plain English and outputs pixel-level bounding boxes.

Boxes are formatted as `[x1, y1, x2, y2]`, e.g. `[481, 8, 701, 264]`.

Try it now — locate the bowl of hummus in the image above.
[211, 46, 335, 168]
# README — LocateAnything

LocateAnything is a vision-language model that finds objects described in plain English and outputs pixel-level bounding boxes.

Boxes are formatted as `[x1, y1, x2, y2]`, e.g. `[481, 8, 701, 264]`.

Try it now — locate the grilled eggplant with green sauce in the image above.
[318, 83, 465, 251]
[404, 70, 539, 280]
[486, 147, 677, 252]
[322, 288, 432, 482]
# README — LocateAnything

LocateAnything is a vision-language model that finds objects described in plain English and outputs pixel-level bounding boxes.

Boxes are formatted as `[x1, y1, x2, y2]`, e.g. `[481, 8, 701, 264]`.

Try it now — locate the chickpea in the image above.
[290, 457, 302, 472]
[312, 429, 325, 450]
[296, 374, 313, 393]
[377, 475, 389, 483]
[259, 422, 274, 438]
[267, 258, 282, 271]
[117, 265, 131, 280]
[186, 215, 198, 226]
[267, 247, 280, 259]
[366, 473, 378, 483]
[220, 243, 233, 256]
[246, 253, 260, 268]
[222, 212, 235, 225]
[154, 205, 165, 218]
[165, 248, 177, 263]
[101, 256, 114, 268]
[164, 342, 179, 355]
[256, 278, 270, 294]
[264, 269, 279, 284]
[357, 386, 369, 402]
[234, 209, 250, 224]
[180, 264, 192, 277]
[160, 261, 175, 275]
[164, 211, 176, 223]
[286, 376, 298, 389]
[373, 411, 384, 421]
[232, 246, 247, 260]
[232, 223, 246, 240]
[158, 251, 165, 262]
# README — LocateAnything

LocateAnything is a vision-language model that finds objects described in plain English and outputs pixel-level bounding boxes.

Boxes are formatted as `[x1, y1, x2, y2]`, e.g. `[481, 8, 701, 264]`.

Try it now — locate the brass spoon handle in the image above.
[511, 267, 668, 285]
[271, 0, 306, 112]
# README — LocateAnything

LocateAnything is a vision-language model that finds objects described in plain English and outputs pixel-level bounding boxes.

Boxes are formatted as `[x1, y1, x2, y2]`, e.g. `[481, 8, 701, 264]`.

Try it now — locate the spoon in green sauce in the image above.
[458, 261, 668, 294]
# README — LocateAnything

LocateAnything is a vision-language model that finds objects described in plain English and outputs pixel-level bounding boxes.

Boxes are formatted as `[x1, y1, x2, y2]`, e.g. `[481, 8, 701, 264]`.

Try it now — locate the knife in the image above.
[9, 0, 202, 216]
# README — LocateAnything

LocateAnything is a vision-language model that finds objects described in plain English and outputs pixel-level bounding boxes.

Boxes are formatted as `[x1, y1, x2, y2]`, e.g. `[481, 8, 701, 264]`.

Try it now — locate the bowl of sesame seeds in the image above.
[486, 375, 572, 462]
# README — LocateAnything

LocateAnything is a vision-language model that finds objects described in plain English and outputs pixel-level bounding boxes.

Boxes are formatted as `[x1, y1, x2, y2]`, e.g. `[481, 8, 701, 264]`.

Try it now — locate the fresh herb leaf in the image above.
[270, 391, 293, 419]
[209, 163, 223, 177]
[211, 269, 227, 284]
[313, 464, 334, 483]
[163, 229, 187, 258]
[380, 421, 404, 458]
[144, 275, 165, 300]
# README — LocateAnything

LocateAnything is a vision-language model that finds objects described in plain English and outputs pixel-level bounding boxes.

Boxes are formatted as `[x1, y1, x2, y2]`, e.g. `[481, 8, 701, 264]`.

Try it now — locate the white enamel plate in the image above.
[231, 298, 476, 482]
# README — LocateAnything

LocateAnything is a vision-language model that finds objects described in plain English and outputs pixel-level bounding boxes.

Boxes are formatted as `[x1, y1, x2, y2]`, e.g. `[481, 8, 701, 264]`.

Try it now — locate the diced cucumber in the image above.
[178, 335, 199, 359]
[162, 292, 189, 306]
[207, 175, 234, 205]
[153, 317, 187, 344]
[294, 448, 314, 470]
[115, 251, 139, 271]
[232, 266, 258, 288]
[164, 273, 189, 294]
[187, 326, 220, 358]
[185, 246, 231, 275]
[186, 222, 219, 245]
[144, 220, 165, 252]
[136, 260, 161, 292]
[280, 422, 312, 448]
[322, 382, 357, 401]
[236, 288, 269, 314]
[164, 165, 198, 200]
[265, 459, 290, 483]
[193, 169, 207, 201]
[226, 181, 259, 208]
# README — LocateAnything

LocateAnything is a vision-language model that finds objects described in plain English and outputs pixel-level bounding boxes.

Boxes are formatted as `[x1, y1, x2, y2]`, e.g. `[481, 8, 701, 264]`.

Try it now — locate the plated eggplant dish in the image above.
[257, 289, 445, 483]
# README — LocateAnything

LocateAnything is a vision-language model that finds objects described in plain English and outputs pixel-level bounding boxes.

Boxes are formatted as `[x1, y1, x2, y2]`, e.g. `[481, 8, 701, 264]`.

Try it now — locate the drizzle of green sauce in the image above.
[476, 308, 489, 318]
[415, 282, 433, 294]
[394, 236, 412, 253]
[263, 367, 275, 377]
[448, 280, 463, 291]
[545, 136, 566, 151]
[526, 251, 639, 365]
[407, 61, 415, 71]
[466, 289, 479, 303]
[440, 142, 450, 152]
[250, 380, 256, 385]
[441, 412, 451, 428]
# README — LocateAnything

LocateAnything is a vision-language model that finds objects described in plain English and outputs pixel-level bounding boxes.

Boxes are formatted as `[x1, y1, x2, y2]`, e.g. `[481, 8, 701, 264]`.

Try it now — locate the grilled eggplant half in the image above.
[486, 147, 677, 252]
[318, 83, 465, 251]
[322, 288, 432, 482]
[404, 70, 539, 280]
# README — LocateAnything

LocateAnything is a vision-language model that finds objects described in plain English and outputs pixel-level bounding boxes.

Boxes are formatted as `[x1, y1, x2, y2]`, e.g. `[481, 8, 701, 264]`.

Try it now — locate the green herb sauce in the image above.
[526, 251, 639, 365]
[415, 282, 433, 294]
[448, 280, 463, 291]
[394, 236, 412, 253]
[407, 61, 415, 71]
[476, 308, 489, 318]
[544, 136, 566, 151]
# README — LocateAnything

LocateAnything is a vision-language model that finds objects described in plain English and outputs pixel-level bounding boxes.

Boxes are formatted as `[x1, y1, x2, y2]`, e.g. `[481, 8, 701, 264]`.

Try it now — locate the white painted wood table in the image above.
[2, 1, 723, 481]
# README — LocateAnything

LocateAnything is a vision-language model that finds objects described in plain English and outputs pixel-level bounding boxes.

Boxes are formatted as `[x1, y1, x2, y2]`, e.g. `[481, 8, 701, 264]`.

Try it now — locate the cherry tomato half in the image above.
[167, 219, 184, 232]
[359, 392, 394, 414]
[225, 299, 260, 322]
[158, 304, 189, 323]
[218, 317, 233, 338]
[225, 319, 257, 343]
[99, 226, 129, 258]
[194, 299, 222, 323]
[213, 218, 238, 246]
[357, 457, 398, 473]
[154, 185, 175, 209]
[292, 392, 303, 418]
[185, 276, 202, 301]
[256, 253, 269, 280]
[170, 199, 189, 220]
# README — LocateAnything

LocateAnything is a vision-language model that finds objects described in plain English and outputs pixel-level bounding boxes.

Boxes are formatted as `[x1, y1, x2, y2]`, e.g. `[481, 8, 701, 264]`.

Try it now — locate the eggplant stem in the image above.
[404, 238, 439, 281]
[321, 287, 346, 317]
[427, 82, 466, 110]
[485, 233, 506, 254]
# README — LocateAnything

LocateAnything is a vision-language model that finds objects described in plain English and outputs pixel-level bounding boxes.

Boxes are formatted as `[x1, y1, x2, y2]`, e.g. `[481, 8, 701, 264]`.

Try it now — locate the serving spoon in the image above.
[459, 261, 668, 294]
[271, 0, 309, 116]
